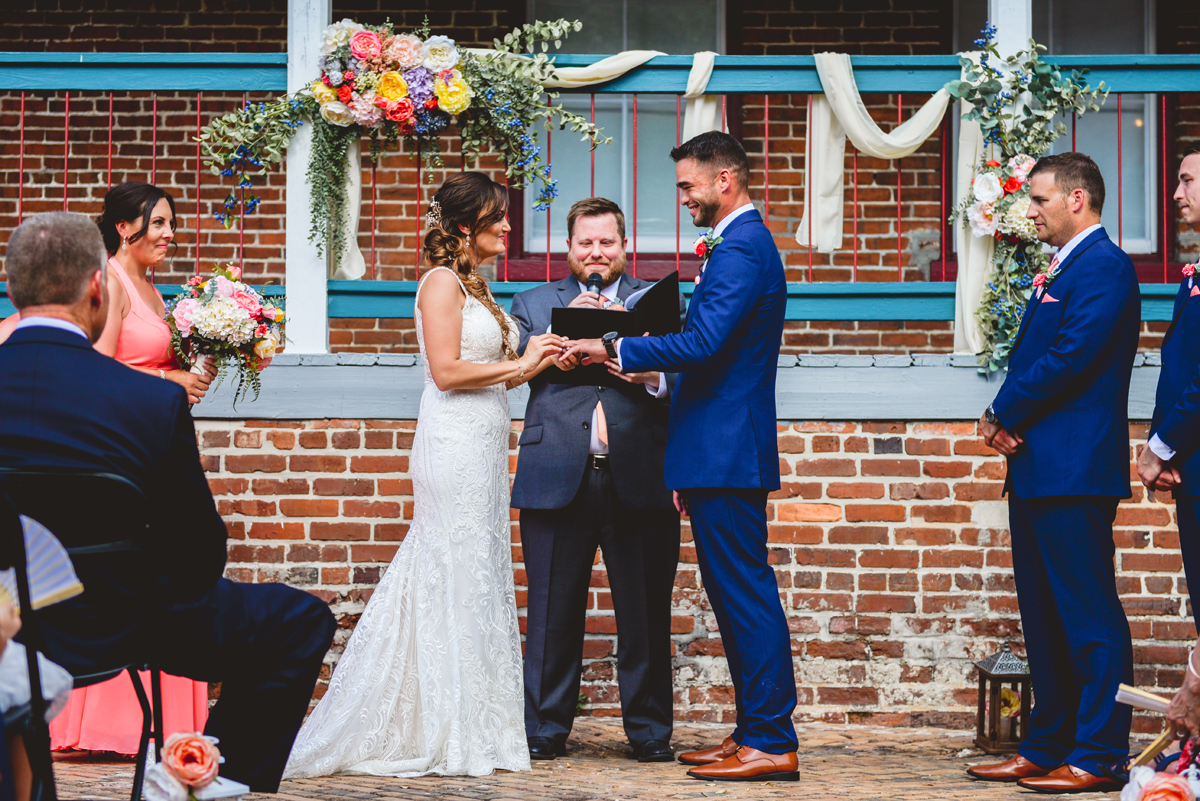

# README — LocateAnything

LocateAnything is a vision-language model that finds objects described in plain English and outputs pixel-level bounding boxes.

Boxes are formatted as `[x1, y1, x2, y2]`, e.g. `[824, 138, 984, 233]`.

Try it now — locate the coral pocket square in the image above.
[1042, 294, 1060, 303]
[1191, 285, 1200, 297]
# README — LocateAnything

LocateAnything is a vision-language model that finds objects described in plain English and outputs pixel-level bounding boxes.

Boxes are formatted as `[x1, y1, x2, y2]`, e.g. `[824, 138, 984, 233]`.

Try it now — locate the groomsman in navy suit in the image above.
[1138, 148, 1200, 594]
[968, 153, 1138, 794]
[561, 132, 797, 782]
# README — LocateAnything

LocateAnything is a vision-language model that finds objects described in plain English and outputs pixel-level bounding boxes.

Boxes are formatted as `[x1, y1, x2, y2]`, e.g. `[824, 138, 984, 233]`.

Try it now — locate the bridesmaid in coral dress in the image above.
[49, 182, 219, 755]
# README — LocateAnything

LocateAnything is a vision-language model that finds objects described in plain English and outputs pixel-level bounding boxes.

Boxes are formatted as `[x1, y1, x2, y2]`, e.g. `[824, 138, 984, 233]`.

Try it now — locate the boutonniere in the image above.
[1032, 264, 1062, 293]
[693, 230, 723, 260]
[1184, 263, 1196, 278]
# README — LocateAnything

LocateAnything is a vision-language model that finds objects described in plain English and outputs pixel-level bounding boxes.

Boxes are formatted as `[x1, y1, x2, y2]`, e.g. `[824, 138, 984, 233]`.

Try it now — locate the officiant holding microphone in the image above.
[509, 197, 685, 763]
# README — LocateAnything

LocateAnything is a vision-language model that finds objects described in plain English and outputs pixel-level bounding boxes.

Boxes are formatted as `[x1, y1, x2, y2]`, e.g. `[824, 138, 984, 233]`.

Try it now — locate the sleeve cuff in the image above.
[613, 338, 624, 371]
[645, 372, 667, 398]
[1149, 433, 1177, 461]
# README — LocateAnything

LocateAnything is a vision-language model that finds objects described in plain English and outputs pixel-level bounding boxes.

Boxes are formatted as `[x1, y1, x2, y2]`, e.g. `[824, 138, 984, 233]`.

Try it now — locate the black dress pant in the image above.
[520, 462, 680, 746]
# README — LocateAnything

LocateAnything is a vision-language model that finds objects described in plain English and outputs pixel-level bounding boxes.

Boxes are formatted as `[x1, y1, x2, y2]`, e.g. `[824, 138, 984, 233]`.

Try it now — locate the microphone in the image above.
[586, 272, 604, 296]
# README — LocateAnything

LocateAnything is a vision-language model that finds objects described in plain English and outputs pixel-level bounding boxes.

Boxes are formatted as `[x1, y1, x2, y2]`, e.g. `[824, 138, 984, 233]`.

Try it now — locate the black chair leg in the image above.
[150, 668, 164, 760]
[128, 668, 153, 801]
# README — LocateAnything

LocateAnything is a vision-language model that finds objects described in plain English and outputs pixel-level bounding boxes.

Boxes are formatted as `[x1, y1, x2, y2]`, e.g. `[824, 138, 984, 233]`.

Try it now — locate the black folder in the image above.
[548, 272, 682, 387]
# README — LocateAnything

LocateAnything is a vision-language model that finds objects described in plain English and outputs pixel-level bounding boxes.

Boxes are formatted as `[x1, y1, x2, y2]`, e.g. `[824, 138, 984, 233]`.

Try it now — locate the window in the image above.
[524, 0, 724, 255]
[956, 0, 1157, 253]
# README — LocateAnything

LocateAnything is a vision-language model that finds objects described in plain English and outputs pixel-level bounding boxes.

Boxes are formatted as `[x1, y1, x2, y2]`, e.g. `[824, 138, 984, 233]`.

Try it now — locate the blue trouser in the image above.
[1176, 495, 1200, 608]
[686, 488, 797, 753]
[1008, 493, 1132, 774]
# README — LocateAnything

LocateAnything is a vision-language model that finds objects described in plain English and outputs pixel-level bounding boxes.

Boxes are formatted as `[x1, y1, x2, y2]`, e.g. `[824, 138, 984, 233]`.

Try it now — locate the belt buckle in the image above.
[590, 454, 610, 470]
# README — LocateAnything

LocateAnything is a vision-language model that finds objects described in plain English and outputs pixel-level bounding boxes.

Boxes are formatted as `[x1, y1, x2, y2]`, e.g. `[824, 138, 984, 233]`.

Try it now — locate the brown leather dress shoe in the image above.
[1017, 765, 1122, 794]
[967, 754, 1058, 782]
[685, 746, 799, 782]
[678, 736, 738, 765]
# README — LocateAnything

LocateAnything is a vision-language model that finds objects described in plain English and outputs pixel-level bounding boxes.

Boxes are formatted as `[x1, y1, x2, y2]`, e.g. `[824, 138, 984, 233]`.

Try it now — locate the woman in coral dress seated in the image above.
[48, 182, 219, 755]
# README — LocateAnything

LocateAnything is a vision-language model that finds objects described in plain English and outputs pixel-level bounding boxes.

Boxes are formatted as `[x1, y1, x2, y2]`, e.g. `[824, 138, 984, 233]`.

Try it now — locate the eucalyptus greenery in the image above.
[946, 25, 1107, 373]
[197, 18, 610, 274]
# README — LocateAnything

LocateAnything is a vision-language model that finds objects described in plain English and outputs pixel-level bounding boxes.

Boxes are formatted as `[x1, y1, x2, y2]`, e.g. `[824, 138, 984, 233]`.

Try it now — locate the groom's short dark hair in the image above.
[671, 132, 750, 189]
[1028, 152, 1105, 214]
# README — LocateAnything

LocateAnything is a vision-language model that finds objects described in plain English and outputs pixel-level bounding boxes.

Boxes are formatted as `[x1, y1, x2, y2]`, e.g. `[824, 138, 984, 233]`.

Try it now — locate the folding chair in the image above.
[0, 469, 163, 801]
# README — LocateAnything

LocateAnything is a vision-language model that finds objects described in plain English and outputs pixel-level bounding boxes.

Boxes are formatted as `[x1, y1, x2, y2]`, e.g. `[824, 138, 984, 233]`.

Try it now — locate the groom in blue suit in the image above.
[969, 153, 1137, 795]
[562, 132, 797, 782]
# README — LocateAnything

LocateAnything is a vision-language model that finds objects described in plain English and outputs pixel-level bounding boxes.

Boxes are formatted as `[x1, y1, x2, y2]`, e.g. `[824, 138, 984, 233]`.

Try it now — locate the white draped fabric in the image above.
[795, 52, 951, 252]
[331, 137, 367, 280]
[952, 101, 994, 355]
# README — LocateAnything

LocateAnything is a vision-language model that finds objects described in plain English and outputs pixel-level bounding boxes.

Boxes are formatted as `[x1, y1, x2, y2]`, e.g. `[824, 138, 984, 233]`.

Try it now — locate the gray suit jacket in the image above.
[509, 274, 685, 511]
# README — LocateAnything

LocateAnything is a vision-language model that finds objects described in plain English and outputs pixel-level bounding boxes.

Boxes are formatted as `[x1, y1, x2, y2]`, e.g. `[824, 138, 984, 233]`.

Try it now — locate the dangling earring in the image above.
[465, 231, 471, 247]
[121, 236, 128, 251]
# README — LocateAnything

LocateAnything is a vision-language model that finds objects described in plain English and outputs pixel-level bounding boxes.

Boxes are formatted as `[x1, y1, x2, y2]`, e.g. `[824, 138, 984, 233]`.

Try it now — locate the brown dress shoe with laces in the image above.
[967, 754, 1058, 782]
[678, 736, 738, 766]
[685, 746, 799, 782]
[1017, 765, 1122, 794]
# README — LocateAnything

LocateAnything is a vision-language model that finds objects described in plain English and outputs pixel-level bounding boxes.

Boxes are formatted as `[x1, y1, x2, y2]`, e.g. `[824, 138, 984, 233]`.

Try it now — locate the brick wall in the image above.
[196, 417, 1192, 732]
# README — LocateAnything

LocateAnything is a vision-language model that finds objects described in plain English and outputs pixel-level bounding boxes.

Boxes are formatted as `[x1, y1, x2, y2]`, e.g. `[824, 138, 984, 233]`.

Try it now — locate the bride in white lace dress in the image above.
[284, 173, 563, 779]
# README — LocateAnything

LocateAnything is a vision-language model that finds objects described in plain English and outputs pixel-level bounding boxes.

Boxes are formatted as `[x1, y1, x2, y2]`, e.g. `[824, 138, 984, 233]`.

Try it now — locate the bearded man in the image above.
[509, 197, 685, 763]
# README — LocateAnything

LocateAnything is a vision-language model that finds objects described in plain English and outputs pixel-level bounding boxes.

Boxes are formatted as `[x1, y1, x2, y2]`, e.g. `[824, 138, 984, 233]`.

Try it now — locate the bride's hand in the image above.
[523, 333, 563, 365]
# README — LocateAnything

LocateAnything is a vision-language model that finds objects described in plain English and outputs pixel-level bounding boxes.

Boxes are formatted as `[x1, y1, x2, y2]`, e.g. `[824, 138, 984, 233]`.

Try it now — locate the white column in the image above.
[285, 0, 331, 354]
[988, 0, 1033, 59]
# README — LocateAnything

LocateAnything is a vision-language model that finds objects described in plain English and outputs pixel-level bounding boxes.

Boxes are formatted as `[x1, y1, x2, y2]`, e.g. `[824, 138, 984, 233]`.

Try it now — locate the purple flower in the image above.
[403, 66, 435, 105]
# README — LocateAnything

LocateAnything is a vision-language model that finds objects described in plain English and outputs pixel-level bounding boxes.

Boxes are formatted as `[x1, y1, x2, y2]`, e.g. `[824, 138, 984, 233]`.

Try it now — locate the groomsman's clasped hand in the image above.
[978, 411, 1024, 456]
[1136, 443, 1183, 496]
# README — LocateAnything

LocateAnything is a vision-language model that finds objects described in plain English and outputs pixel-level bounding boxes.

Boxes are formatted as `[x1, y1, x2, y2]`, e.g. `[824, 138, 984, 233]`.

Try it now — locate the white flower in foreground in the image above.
[422, 35, 460, 72]
[319, 101, 355, 127]
[998, 196, 1038, 241]
[973, 172, 1004, 204]
[142, 764, 188, 801]
[193, 296, 257, 346]
[967, 200, 998, 238]
[322, 19, 364, 54]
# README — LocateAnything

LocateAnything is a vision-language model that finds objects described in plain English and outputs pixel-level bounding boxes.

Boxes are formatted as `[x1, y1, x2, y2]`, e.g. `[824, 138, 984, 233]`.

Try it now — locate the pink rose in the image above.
[1184, 264, 1196, 278]
[350, 30, 382, 61]
[228, 265, 242, 280]
[1138, 772, 1195, 801]
[172, 298, 199, 337]
[383, 97, 414, 122]
[262, 305, 280, 322]
[255, 323, 269, 337]
[187, 275, 203, 287]
[232, 289, 262, 318]
[384, 34, 424, 69]
[214, 275, 235, 298]
[161, 732, 220, 789]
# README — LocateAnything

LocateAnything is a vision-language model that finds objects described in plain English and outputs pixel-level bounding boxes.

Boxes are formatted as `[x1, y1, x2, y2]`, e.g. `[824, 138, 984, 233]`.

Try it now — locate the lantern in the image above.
[974, 643, 1031, 754]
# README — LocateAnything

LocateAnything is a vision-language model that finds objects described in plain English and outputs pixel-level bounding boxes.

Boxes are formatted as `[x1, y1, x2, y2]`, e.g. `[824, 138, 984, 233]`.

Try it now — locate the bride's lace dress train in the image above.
[283, 267, 529, 778]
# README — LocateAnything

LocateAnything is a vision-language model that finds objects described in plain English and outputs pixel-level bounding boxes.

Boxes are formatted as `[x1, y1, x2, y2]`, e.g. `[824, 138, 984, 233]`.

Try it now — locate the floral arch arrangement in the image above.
[199, 18, 609, 273]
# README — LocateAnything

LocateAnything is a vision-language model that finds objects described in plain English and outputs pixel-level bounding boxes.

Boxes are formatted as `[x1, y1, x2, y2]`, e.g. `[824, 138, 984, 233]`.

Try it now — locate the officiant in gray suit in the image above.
[510, 197, 684, 764]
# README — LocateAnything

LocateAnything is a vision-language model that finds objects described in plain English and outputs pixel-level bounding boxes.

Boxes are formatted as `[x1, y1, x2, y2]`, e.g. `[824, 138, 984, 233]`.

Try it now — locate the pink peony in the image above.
[161, 732, 220, 789]
[213, 276, 235, 298]
[384, 34, 424, 70]
[350, 30, 382, 61]
[232, 288, 262, 319]
[172, 298, 199, 337]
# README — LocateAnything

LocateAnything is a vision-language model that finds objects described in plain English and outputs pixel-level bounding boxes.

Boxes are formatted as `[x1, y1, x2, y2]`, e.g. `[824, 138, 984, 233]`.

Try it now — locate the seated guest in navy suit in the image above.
[969, 153, 1139, 794]
[0, 212, 336, 793]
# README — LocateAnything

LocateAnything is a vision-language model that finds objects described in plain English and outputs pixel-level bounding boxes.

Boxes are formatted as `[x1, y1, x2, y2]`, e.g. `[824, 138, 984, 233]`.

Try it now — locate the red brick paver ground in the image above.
[52, 718, 1128, 799]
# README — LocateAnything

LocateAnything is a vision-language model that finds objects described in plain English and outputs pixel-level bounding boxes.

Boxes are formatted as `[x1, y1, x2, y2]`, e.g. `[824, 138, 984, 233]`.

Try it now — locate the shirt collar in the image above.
[14, 316, 89, 340]
[576, 274, 621, 300]
[711, 203, 757, 240]
[1052, 223, 1103, 267]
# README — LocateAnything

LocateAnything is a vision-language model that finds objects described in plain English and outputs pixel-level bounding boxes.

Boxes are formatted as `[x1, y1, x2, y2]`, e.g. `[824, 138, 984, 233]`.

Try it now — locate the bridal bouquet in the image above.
[165, 264, 284, 405]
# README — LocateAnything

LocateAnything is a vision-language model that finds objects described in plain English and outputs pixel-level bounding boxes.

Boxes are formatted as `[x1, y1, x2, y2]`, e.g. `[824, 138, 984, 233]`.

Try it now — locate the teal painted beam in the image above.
[0, 52, 288, 91]
[0, 282, 1179, 323]
[3, 52, 1199, 95]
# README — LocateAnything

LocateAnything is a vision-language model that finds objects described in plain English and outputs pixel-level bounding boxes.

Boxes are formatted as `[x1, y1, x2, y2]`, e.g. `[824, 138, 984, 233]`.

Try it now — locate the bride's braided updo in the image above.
[423, 172, 517, 361]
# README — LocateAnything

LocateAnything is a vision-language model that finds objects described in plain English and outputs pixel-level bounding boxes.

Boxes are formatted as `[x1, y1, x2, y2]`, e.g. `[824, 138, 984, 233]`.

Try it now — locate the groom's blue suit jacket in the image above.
[621, 210, 786, 491]
[1151, 272, 1200, 496]
[991, 226, 1139, 499]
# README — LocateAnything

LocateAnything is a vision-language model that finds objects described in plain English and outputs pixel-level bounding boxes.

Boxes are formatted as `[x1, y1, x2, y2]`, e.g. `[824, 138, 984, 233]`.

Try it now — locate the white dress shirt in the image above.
[14, 316, 89, 340]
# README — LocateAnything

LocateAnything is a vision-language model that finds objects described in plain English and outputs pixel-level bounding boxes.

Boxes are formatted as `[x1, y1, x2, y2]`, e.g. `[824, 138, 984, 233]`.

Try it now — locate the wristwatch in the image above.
[602, 331, 619, 360]
[984, 404, 998, 425]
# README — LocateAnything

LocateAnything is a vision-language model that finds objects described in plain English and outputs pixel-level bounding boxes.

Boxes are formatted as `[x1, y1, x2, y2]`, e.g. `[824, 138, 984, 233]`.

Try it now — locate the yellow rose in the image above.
[311, 80, 337, 105]
[376, 71, 409, 102]
[254, 332, 278, 360]
[434, 71, 473, 115]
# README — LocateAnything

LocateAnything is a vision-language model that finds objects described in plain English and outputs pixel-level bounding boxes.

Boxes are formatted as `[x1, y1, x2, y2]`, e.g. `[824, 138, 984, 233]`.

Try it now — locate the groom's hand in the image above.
[673, 491, 689, 518]
[561, 338, 608, 367]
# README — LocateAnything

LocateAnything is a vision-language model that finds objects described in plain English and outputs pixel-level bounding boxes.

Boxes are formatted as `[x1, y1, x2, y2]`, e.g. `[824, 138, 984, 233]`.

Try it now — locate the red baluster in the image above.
[939, 114, 946, 282]
[896, 94, 903, 282]
[151, 93, 158, 185]
[416, 159, 422, 280]
[545, 124, 552, 282]
[632, 94, 638, 279]
[62, 91, 70, 211]
[1117, 93, 1123, 249]
[195, 92, 202, 276]
[501, 171, 508, 282]
[107, 92, 113, 190]
[1164, 93, 1169, 282]
[371, 159, 377, 280]
[1072, 111, 1076, 151]
[239, 93, 246, 277]
[721, 95, 727, 132]
[17, 91, 24, 225]
[806, 94, 813, 281]
[763, 94, 770, 225]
